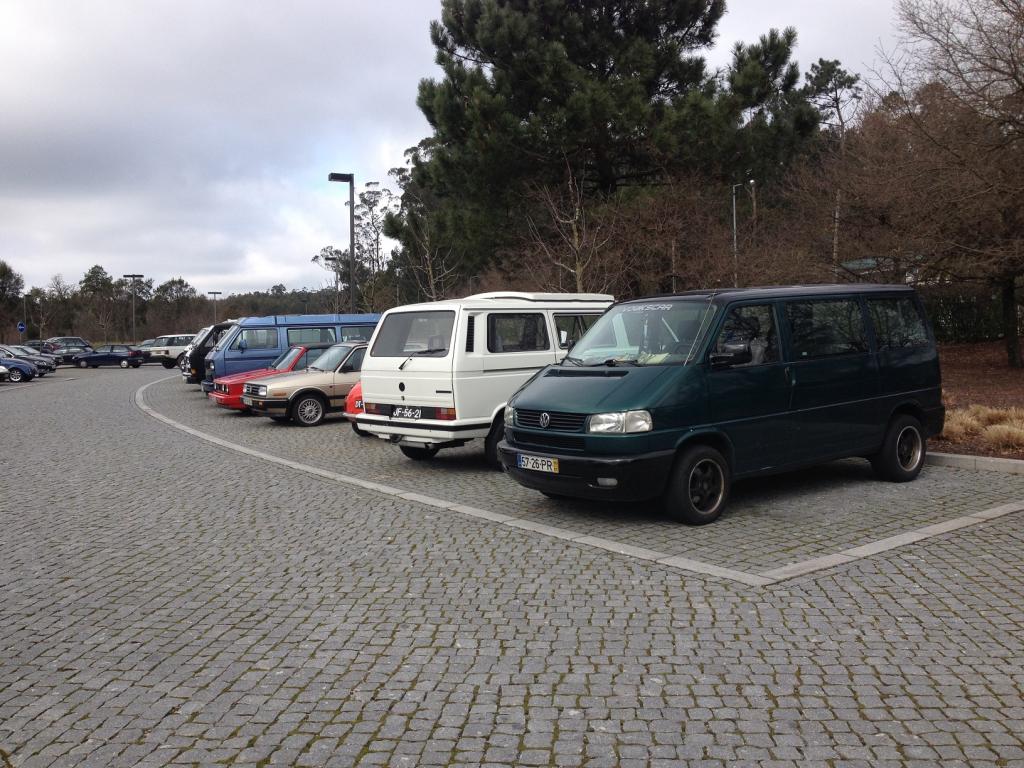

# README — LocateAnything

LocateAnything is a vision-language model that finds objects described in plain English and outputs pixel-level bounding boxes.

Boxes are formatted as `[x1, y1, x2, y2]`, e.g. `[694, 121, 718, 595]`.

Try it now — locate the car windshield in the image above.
[274, 347, 304, 370]
[565, 299, 718, 366]
[310, 344, 354, 370]
[370, 310, 455, 357]
[13, 346, 38, 355]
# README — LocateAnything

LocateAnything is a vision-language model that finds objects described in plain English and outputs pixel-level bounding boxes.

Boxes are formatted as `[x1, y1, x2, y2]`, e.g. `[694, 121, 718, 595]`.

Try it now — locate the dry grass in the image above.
[942, 406, 1024, 448]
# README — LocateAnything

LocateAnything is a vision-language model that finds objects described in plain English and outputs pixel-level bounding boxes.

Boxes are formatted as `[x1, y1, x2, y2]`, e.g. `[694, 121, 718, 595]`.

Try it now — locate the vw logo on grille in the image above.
[539, 412, 551, 428]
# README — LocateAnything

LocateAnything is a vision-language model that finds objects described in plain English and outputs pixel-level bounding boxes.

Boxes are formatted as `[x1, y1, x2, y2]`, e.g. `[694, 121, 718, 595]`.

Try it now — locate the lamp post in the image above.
[208, 291, 222, 322]
[328, 172, 356, 313]
[123, 273, 143, 344]
[730, 179, 755, 288]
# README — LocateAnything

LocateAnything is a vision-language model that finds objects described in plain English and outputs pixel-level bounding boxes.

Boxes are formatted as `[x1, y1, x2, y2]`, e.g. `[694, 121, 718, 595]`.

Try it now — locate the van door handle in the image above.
[785, 366, 794, 385]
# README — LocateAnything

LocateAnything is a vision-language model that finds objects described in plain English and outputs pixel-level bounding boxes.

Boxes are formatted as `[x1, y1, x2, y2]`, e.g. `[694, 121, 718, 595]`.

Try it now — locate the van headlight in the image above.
[257, 385, 268, 396]
[587, 410, 653, 433]
[504, 407, 515, 426]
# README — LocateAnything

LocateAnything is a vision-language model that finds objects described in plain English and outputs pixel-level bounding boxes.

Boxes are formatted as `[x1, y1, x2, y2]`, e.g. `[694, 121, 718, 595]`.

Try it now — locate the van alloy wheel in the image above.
[664, 445, 731, 525]
[293, 395, 325, 426]
[872, 414, 926, 482]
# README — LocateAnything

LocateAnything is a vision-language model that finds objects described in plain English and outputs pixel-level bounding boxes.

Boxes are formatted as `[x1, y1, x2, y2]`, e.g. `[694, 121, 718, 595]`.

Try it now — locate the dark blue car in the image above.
[0, 356, 38, 383]
[72, 344, 143, 369]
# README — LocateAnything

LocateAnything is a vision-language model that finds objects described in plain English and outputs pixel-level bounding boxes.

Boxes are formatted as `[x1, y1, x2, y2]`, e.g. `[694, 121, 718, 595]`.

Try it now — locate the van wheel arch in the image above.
[675, 431, 735, 473]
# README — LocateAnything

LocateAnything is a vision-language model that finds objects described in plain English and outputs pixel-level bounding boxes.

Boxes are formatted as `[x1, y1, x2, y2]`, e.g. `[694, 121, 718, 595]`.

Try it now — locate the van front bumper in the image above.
[497, 441, 674, 502]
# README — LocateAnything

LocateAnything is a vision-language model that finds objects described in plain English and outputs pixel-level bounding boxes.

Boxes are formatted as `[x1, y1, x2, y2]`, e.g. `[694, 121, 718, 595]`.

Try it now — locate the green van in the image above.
[497, 285, 945, 524]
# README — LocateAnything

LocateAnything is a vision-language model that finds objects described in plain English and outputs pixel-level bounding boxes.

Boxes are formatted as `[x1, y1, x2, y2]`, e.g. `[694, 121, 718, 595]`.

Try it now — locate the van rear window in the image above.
[371, 311, 455, 357]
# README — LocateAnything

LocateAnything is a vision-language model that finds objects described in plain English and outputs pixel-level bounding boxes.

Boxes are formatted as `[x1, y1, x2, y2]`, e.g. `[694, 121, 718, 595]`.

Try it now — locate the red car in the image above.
[346, 380, 368, 436]
[208, 343, 332, 411]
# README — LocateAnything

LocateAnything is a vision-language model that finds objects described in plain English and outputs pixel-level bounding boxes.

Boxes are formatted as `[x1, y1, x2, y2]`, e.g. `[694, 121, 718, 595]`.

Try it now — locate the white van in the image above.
[357, 292, 613, 465]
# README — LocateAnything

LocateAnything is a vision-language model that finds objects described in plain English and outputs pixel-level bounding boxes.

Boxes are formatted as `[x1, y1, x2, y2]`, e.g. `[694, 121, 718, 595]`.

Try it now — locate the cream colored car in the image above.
[241, 343, 365, 426]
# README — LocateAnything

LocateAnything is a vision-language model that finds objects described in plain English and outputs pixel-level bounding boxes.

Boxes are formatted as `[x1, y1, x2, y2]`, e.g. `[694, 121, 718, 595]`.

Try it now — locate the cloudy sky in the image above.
[0, 0, 898, 297]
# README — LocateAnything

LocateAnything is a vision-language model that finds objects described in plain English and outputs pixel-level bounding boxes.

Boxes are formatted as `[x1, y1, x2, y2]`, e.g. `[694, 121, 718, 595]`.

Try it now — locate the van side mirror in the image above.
[238, 338, 248, 351]
[709, 342, 752, 368]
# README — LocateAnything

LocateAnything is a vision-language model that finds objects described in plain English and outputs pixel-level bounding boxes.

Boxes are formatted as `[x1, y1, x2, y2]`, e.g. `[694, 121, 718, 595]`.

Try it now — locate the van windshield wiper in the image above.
[562, 355, 583, 366]
[398, 348, 447, 370]
[591, 357, 638, 367]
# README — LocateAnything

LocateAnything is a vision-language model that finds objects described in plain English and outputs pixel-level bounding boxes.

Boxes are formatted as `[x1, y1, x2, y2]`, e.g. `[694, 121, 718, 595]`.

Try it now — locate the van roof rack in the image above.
[463, 291, 614, 302]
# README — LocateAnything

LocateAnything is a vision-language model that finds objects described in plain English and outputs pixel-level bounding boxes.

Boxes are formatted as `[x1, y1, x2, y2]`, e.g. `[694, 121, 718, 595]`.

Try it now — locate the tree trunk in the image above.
[1002, 274, 1022, 368]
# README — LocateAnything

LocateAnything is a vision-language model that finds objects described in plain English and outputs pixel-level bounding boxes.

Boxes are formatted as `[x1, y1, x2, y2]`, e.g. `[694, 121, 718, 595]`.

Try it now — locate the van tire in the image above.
[871, 414, 926, 482]
[484, 420, 503, 470]
[292, 394, 326, 427]
[400, 445, 439, 460]
[663, 445, 730, 525]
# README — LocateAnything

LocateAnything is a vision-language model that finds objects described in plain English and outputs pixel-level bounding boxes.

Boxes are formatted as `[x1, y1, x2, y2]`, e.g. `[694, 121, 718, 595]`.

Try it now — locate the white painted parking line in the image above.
[136, 377, 1024, 589]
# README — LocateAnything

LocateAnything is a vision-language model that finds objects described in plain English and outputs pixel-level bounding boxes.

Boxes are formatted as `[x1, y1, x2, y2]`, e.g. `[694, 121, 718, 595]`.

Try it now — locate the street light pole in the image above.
[123, 273, 143, 344]
[208, 291, 222, 322]
[328, 172, 356, 313]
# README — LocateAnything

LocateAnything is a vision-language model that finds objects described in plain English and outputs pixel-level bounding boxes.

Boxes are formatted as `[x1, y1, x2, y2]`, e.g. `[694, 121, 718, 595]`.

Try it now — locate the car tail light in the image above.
[435, 407, 457, 420]
[364, 402, 384, 415]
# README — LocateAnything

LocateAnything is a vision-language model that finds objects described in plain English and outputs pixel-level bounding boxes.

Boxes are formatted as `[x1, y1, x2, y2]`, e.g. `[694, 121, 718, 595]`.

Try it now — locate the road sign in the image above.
[17, 321, 26, 334]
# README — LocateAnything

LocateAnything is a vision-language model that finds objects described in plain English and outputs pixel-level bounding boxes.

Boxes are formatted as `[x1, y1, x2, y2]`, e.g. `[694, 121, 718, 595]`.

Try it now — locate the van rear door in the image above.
[361, 309, 456, 415]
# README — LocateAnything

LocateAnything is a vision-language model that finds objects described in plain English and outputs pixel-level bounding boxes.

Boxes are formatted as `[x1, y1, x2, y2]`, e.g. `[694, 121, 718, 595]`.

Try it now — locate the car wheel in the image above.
[7, 368, 24, 383]
[120, 360, 129, 368]
[484, 419, 503, 470]
[871, 414, 926, 482]
[175, 353, 184, 367]
[78, 360, 88, 368]
[292, 394, 326, 427]
[399, 445, 439, 460]
[351, 422, 369, 437]
[663, 444, 731, 525]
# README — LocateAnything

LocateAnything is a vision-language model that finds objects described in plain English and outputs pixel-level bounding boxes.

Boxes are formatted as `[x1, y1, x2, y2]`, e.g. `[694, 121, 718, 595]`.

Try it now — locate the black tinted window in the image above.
[713, 304, 778, 366]
[869, 297, 929, 349]
[487, 313, 550, 353]
[786, 300, 867, 359]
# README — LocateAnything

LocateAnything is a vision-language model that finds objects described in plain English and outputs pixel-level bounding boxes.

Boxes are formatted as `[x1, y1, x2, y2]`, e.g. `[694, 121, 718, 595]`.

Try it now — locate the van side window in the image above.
[554, 314, 601, 349]
[288, 327, 336, 345]
[868, 298, 929, 349]
[786, 300, 867, 359]
[487, 313, 550, 353]
[232, 328, 278, 350]
[341, 325, 372, 342]
[713, 305, 778, 366]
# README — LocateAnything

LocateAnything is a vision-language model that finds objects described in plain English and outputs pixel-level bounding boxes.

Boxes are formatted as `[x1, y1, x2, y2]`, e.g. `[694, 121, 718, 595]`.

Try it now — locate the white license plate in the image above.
[392, 406, 422, 419]
[517, 454, 559, 473]
[242, 396, 254, 406]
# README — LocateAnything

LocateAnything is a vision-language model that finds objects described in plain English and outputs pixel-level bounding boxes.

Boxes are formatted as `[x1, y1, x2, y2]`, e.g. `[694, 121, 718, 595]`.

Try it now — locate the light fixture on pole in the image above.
[123, 273, 144, 344]
[328, 172, 356, 313]
[208, 291, 222, 322]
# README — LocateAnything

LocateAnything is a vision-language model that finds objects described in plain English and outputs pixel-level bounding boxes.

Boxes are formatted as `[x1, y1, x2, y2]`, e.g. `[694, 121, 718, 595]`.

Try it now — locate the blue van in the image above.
[499, 285, 945, 524]
[203, 313, 380, 390]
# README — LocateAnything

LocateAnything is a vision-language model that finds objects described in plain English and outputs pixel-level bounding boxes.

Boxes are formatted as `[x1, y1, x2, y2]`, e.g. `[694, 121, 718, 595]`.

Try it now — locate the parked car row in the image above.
[178, 286, 944, 524]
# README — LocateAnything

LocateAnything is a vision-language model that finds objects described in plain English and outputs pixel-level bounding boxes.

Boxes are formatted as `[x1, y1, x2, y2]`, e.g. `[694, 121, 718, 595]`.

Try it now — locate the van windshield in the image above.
[213, 325, 238, 351]
[565, 300, 718, 366]
[370, 311, 455, 357]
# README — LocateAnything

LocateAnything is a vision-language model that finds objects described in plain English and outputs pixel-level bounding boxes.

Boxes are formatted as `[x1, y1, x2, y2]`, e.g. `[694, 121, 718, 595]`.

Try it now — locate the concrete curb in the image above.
[928, 451, 1024, 475]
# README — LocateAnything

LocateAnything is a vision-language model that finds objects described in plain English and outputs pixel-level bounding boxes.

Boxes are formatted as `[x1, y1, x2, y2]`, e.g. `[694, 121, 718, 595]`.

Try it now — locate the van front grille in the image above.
[511, 430, 585, 451]
[515, 409, 586, 432]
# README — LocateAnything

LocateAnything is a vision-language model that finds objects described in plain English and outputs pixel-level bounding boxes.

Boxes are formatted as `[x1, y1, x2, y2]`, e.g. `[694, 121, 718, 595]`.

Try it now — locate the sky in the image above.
[0, 0, 899, 298]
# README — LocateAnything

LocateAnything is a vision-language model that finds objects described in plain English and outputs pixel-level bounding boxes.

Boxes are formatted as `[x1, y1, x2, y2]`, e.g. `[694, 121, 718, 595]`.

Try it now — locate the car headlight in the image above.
[504, 407, 515, 426]
[587, 410, 653, 434]
[257, 385, 268, 396]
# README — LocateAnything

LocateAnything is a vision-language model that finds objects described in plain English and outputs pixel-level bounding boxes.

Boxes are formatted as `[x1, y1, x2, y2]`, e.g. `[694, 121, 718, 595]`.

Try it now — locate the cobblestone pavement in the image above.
[2, 367, 1023, 767]
[145, 375, 1024, 575]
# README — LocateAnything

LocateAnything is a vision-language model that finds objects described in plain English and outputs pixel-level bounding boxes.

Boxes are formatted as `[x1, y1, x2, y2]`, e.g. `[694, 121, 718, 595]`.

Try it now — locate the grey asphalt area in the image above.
[2, 367, 1023, 767]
